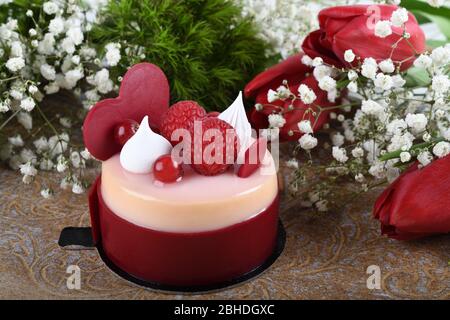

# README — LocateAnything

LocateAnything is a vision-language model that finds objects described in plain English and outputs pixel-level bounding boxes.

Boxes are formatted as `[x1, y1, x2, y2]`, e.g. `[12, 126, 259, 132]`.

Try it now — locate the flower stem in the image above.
[0, 109, 20, 131]
[379, 137, 445, 161]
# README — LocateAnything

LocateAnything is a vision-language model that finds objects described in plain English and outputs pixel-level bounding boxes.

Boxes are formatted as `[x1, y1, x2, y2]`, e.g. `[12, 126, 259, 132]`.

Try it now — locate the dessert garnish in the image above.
[120, 116, 172, 174]
[160, 100, 206, 146]
[153, 154, 184, 183]
[206, 111, 220, 117]
[189, 117, 239, 176]
[237, 137, 267, 178]
[114, 119, 140, 146]
[82, 63, 170, 161]
[218, 91, 252, 158]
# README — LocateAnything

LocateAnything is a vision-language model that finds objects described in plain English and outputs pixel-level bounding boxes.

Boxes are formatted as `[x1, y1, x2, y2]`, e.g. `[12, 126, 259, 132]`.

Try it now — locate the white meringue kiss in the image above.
[120, 116, 172, 174]
[219, 91, 253, 162]
[219, 91, 252, 148]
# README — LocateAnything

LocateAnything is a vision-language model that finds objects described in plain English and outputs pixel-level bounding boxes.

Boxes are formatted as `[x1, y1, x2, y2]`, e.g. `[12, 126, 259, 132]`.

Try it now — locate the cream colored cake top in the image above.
[101, 153, 278, 233]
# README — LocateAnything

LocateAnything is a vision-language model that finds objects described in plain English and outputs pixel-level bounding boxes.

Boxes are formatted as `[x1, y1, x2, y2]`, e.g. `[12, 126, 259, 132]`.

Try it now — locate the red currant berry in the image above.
[114, 119, 139, 146]
[153, 154, 183, 183]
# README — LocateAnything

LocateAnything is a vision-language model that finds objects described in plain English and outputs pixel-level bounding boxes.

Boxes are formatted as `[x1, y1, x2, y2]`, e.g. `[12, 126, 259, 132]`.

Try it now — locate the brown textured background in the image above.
[1, 167, 449, 300]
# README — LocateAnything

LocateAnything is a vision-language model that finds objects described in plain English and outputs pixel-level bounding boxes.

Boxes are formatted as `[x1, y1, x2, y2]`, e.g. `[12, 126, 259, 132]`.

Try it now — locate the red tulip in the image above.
[249, 75, 334, 142]
[373, 156, 450, 240]
[244, 53, 312, 99]
[302, 4, 426, 70]
[244, 53, 335, 141]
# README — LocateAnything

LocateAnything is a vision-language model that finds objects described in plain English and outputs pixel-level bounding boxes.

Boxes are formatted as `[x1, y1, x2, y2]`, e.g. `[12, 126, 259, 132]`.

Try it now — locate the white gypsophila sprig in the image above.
[0, 0, 114, 197]
[240, 0, 356, 58]
[290, 17, 450, 212]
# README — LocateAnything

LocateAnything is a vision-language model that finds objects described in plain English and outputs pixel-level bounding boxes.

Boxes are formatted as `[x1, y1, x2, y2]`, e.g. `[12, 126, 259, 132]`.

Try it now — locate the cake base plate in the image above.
[59, 220, 286, 294]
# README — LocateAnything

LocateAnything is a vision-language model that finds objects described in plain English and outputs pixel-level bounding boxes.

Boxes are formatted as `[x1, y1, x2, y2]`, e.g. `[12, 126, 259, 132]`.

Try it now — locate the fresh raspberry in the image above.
[206, 111, 220, 117]
[189, 117, 239, 176]
[160, 101, 206, 146]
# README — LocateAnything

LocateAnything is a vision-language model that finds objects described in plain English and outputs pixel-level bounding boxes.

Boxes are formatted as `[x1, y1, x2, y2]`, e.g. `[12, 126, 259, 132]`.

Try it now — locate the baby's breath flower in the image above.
[268, 114, 286, 128]
[20, 97, 35, 112]
[378, 59, 395, 73]
[43, 1, 59, 15]
[6, 57, 25, 72]
[301, 55, 313, 66]
[400, 151, 411, 163]
[361, 58, 378, 79]
[332, 146, 348, 163]
[344, 49, 355, 63]
[432, 75, 450, 95]
[318, 76, 336, 92]
[40, 188, 53, 199]
[8, 134, 24, 147]
[298, 84, 316, 104]
[312, 57, 323, 67]
[299, 134, 317, 150]
[374, 20, 392, 38]
[374, 73, 393, 91]
[405, 113, 427, 134]
[105, 42, 121, 67]
[351, 147, 364, 158]
[417, 151, 433, 167]
[347, 70, 358, 81]
[285, 159, 299, 169]
[20, 162, 37, 176]
[432, 141, 450, 158]
[298, 120, 313, 134]
[0, 101, 9, 113]
[427, 0, 445, 8]
[72, 182, 85, 194]
[390, 8, 408, 27]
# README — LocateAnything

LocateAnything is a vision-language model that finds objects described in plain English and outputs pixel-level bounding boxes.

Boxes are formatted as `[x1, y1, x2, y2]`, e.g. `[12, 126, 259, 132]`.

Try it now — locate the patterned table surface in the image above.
[1, 168, 449, 300]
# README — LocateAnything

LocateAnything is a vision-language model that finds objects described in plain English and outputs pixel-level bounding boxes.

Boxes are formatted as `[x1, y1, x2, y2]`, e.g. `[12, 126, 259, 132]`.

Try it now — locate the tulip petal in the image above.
[332, 14, 425, 70]
[302, 30, 343, 67]
[307, 4, 425, 70]
[373, 157, 450, 240]
[244, 54, 311, 99]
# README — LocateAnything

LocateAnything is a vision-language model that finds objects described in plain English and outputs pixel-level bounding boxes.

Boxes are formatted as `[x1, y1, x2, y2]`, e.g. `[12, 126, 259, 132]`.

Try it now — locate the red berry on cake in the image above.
[237, 138, 267, 178]
[189, 117, 239, 176]
[206, 111, 220, 117]
[114, 119, 139, 146]
[160, 101, 206, 146]
[153, 154, 183, 183]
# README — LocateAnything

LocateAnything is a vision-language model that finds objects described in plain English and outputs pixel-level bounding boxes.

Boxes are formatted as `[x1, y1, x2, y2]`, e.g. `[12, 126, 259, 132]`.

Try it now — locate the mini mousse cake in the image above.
[83, 63, 281, 288]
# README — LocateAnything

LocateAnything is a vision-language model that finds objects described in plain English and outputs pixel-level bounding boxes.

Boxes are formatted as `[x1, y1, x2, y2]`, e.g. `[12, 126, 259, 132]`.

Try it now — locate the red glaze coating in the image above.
[88, 176, 279, 286]
[83, 63, 170, 161]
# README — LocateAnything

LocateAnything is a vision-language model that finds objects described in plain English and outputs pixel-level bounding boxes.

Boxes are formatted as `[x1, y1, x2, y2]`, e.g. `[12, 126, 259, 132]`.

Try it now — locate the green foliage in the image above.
[402, 0, 450, 42]
[89, 0, 273, 111]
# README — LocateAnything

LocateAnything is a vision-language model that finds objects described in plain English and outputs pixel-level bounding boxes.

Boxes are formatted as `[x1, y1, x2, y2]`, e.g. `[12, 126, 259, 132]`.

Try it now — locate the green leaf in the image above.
[421, 12, 450, 39]
[411, 10, 431, 24]
[404, 67, 431, 87]
[427, 39, 448, 48]
[89, 0, 274, 111]
[402, 0, 450, 19]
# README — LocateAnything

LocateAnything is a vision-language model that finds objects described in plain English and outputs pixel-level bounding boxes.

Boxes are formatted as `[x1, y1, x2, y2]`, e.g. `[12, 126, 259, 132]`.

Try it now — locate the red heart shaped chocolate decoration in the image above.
[83, 63, 170, 161]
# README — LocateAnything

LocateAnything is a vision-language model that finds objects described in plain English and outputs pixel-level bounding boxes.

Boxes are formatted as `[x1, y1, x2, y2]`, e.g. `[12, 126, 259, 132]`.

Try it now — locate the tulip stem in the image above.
[379, 137, 445, 161]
